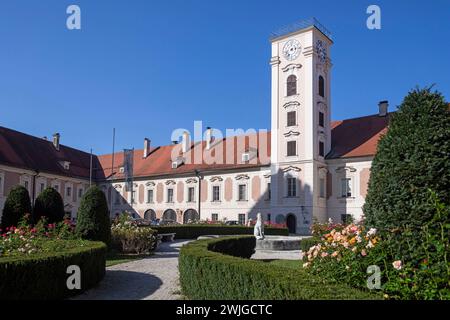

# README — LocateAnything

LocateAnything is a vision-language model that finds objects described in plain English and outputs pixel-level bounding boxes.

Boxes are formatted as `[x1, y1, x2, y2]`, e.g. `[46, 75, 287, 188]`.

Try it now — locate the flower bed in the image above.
[179, 236, 382, 300]
[152, 224, 288, 239]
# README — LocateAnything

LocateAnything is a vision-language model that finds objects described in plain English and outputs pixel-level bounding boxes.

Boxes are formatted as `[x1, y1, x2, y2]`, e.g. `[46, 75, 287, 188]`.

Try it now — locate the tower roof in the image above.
[270, 17, 332, 42]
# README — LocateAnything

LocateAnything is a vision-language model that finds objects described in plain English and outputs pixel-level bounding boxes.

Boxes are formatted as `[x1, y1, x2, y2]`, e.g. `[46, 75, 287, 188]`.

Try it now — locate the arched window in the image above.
[319, 75, 325, 97]
[287, 75, 297, 96]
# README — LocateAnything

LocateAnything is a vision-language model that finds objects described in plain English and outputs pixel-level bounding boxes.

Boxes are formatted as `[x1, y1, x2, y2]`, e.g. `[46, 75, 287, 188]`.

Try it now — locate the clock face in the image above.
[283, 39, 301, 61]
[316, 40, 327, 63]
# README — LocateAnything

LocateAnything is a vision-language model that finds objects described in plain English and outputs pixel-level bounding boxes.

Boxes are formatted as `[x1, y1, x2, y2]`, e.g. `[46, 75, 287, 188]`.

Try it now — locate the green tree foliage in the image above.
[364, 87, 450, 231]
[33, 187, 65, 224]
[76, 186, 111, 246]
[1, 186, 32, 229]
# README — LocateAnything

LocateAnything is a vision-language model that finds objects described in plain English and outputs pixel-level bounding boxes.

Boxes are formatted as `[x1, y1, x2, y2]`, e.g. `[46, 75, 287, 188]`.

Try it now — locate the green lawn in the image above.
[106, 252, 153, 267]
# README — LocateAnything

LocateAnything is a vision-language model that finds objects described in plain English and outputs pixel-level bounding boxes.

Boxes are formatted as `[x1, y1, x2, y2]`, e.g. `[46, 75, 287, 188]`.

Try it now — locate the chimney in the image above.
[182, 131, 190, 153]
[143, 138, 151, 158]
[378, 100, 389, 117]
[52, 133, 60, 151]
[205, 127, 212, 150]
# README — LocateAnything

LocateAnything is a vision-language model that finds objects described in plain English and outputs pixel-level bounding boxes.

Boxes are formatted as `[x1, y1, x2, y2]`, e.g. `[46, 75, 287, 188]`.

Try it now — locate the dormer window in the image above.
[172, 157, 184, 169]
[59, 161, 70, 170]
[242, 153, 250, 163]
[119, 167, 125, 173]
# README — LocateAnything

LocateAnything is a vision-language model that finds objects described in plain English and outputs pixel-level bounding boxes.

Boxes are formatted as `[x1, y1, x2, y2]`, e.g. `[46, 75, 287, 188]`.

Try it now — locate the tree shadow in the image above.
[72, 270, 163, 300]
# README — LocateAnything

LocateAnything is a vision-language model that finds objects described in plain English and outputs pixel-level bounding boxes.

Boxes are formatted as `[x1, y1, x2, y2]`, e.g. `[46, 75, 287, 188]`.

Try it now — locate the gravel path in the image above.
[73, 240, 190, 300]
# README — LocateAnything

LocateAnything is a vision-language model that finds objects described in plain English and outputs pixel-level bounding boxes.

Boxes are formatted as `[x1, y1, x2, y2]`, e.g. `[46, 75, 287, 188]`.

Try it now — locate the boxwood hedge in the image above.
[179, 236, 383, 300]
[153, 224, 288, 239]
[0, 241, 106, 300]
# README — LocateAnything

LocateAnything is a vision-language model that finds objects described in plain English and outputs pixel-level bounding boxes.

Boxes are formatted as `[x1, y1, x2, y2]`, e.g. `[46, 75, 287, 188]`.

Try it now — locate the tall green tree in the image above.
[1, 185, 32, 228]
[364, 87, 450, 246]
[76, 186, 111, 246]
[33, 187, 65, 224]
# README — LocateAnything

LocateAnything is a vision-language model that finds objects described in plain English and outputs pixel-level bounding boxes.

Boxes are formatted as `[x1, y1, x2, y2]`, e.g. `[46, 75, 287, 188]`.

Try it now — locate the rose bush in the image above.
[111, 214, 158, 254]
[0, 215, 79, 258]
[303, 192, 449, 300]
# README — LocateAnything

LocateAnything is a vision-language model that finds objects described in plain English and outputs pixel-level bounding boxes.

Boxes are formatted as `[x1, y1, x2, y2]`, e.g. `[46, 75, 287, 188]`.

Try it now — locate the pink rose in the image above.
[361, 249, 367, 257]
[392, 260, 402, 270]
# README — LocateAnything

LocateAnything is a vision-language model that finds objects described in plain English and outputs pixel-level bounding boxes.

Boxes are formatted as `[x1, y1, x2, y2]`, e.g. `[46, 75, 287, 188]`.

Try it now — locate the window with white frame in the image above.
[341, 178, 352, 198]
[287, 177, 297, 197]
[238, 213, 246, 225]
[147, 189, 154, 203]
[66, 186, 72, 198]
[287, 140, 296, 157]
[188, 187, 195, 202]
[319, 141, 325, 157]
[319, 178, 325, 198]
[167, 188, 174, 203]
[78, 187, 83, 199]
[266, 182, 271, 200]
[238, 184, 247, 201]
[211, 213, 219, 222]
[212, 185, 220, 202]
[130, 190, 136, 204]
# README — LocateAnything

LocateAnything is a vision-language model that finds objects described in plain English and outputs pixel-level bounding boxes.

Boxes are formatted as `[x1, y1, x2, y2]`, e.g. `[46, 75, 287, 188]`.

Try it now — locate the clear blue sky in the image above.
[0, 0, 449, 155]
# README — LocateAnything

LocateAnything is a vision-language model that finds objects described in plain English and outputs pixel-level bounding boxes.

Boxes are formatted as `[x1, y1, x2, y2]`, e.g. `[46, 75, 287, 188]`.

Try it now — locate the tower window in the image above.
[319, 141, 325, 157]
[319, 75, 325, 98]
[287, 75, 297, 96]
[287, 141, 296, 157]
[287, 178, 297, 197]
[319, 111, 325, 127]
[287, 111, 296, 127]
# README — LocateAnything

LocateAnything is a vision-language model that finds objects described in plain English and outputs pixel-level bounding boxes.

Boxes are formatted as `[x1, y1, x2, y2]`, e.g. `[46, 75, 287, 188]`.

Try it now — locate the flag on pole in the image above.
[123, 149, 134, 192]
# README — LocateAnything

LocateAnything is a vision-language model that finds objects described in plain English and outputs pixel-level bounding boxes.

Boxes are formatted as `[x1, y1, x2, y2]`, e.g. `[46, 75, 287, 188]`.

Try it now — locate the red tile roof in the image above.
[0, 126, 98, 180]
[96, 132, 272, 180]
[0, 112, 390, 182]
[328, 114, 390, 159]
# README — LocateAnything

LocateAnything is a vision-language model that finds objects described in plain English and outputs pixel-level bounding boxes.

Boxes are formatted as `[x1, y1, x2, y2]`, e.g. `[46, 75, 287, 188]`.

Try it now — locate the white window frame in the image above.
[286, 177, 297, 198]
[237, 183, 248, 201]
[341, 178, 353, 198]
[20, 175, 32, 195]
[77, 187, 84, 200]
[65, 183, 73, 202]
[212, 185, 221, 202]
[187, 186, 196, 203]
[167, 188, 174, 203]
[211, 213, 219, 222]
[146, 188, 154, 204]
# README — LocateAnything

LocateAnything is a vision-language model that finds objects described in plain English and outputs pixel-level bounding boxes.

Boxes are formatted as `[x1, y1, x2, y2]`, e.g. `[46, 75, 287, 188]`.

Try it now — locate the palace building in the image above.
[0, 19, 390, 234]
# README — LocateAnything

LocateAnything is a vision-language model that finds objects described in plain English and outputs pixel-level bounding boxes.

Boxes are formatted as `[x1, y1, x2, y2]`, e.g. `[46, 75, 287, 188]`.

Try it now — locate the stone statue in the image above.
[254, 213, 265, 240]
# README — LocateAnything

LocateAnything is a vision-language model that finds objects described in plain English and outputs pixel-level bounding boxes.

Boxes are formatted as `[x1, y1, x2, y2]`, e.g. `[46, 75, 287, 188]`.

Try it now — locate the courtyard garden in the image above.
[179, 88, 450, 300]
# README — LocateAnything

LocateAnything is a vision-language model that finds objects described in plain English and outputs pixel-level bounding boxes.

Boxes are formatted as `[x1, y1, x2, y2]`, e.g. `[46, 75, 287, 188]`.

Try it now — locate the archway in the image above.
[183, 209, 199, 224]
[286, 214, 297, 234]
[162, 209, 177, 222]
[144, 209, 156, 221]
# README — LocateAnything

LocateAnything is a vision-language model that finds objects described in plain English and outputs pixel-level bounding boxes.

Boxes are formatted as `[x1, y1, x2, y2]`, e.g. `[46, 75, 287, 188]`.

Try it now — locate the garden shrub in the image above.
[364, 87, 450, 254]
[1, 186, 32, 229]
[179, 236, 382, 300]
[153, 224, 288, 239]
[111, 214, 158, 254]
[0, 241, 106, 300]
[76, 186, 111, 246]
[33, 187, 65, 224]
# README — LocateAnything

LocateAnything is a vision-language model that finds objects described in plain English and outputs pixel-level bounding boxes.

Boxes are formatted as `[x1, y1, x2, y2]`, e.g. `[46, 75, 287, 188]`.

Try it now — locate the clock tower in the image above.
[269, 18, 333, 234]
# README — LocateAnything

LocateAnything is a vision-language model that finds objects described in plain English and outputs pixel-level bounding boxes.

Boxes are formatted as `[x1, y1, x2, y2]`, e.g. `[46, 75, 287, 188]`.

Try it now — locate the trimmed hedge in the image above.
[76, 186, 111, 246]
[33, 187, 65, 224]
[0, 241, 106, 300]
[1, 185, 32, 229]
[153, 224, 288, 239]
[179, 236, 383, 300]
